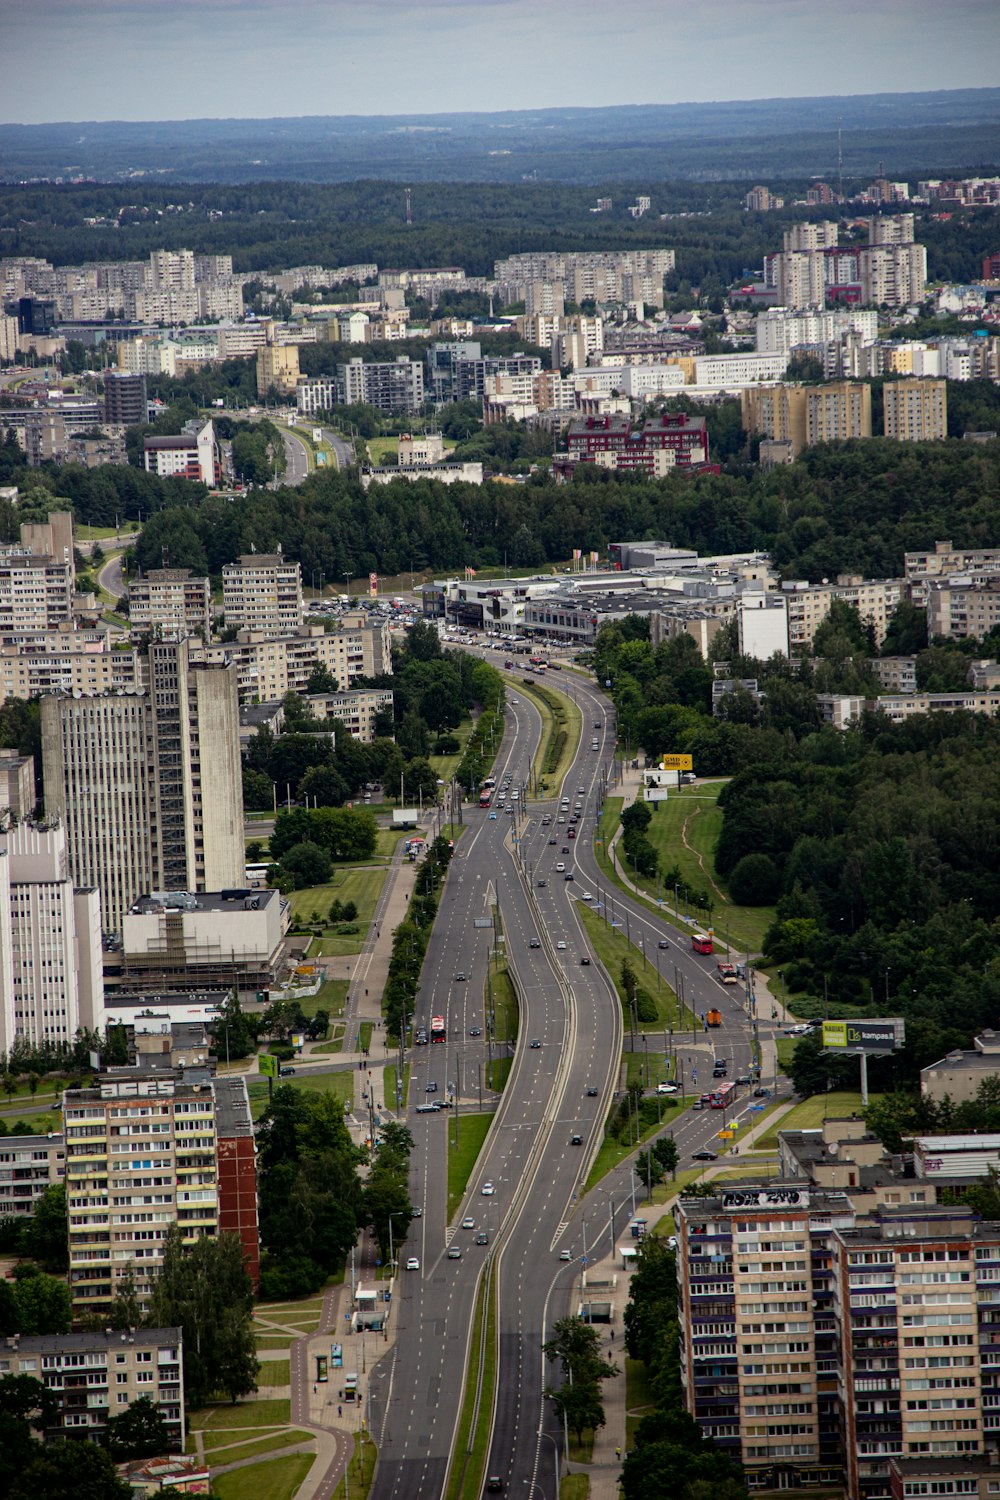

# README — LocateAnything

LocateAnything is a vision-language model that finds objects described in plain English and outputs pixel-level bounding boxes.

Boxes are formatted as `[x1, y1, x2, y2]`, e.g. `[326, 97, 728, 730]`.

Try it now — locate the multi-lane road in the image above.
[367, 661, 770, 1499]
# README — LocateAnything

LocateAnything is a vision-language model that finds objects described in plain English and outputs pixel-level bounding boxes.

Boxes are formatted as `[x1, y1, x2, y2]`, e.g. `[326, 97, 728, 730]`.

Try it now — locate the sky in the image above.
[4, 0, 1000, 125]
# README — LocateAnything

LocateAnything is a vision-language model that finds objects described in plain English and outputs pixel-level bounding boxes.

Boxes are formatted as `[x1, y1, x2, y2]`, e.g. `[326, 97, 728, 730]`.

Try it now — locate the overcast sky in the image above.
[5, 0, 1000, 125]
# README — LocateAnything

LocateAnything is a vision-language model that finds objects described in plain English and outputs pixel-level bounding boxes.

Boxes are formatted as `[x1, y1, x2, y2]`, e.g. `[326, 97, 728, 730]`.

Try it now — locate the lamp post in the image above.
[538, 1429, 562, 1491]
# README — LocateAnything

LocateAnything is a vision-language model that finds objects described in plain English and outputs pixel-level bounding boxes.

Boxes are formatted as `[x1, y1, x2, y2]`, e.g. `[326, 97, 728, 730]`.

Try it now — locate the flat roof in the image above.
[7, 1326, 181, 1355]
[128, 889, 280, 915]
[212, 1075, 254, 1138]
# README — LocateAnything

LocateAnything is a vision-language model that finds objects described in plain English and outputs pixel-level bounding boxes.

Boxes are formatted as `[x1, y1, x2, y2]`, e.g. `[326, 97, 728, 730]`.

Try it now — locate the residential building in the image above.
[338, 356, 424, 413]
[742, 382, 872, 456]
[119, 887, 286, 996]
[41, 639, 244, 936]
[143, 421, 217, 486]
[883, 380, 947, 441]
[738, 594, 789, 658]
[303, 686, 395, 743]
[0, 1327, 184, 1448]
[0, 632, 142, 709]
[148, 249, 195, 291]
[782, 577, 903, 650]
[889, 1455, 1000, 1500]
[295, 376, 338, 416]
[921, 1032, 1000, 1103]
[906, 541, 1000, 584]
[103, 371, 148, 427]
[256, 335, 300, 397]
[565, 412, 713, 473]
[744, 186, 784, 211]
[861, 244, 927, 307]
[0, 551, 74, 633]
[222, 553, 304, 635]
[926, 579, 1000, 642]
[127, 568, 212, 641]
[398, 432, 445, 467]
[0, 749, 36, 819]
[213, 1074, 260, 1289]
[0, 820, 102, 1053]
[867, 689, 1000, 723]
[196, 620, 391, 702]
[0, 1133, 65, 1218]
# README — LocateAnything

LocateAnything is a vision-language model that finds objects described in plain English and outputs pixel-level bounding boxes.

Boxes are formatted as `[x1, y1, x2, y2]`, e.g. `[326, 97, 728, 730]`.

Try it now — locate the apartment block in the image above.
[738, 595, 790, 658]
[103, 370, 147, 427]
[222, 553, 303, 635]
[742, 382, 872, 457]
[304, 686, 395, 743]
[0, 820, 103, 1053]
[905, 542, 1000, 583]
[0, 749, 36, 819]
[256, 337, 300, 397]
[338, 355, 424, 413]
[127, 568, 212, 640]
[0, 1327, 184, 1448]
[0, 633, 142, 709]
[883, 381, 947, 442]
[143, 420, 218, 486]
[197, 621, 391, 702]
[0, 1133, 65, 1218]
[41, 639, 244, 936]
[782, 577, 903, 650]
[0, 551, 74, 632]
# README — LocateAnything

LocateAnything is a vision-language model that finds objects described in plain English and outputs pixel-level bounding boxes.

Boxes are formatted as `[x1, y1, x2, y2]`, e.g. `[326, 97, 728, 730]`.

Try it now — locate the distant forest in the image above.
[1, 179, 998, 286]
[1, 90, 999, 183]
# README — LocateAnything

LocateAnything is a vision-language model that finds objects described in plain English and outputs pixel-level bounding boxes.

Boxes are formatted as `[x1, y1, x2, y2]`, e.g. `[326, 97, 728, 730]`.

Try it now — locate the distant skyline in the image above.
[5, 0, 1000, 126]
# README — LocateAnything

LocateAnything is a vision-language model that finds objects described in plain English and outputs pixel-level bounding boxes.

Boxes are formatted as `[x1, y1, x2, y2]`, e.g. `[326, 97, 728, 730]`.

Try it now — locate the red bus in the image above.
[691, 932, 714, 955]
[479, 790, 492, 808]
[710, 1081, 736, 1110]
[430, 1015, 446, 1043]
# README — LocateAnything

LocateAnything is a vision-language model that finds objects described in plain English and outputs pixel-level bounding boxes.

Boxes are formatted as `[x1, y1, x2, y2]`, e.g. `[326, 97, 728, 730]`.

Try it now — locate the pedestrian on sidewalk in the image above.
[615, 1446, 621, 1460]
[338, 1404, 342, 1418]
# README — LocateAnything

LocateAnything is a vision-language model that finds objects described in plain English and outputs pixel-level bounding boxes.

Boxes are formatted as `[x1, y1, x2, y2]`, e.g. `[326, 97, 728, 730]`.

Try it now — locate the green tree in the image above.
[146, 1228, 259, 1408]
[280, 839, 332, 888]
[105, 1263, 143, 1333]
[11, 1266, 71, 1335]
[7, 1439, 131, 1500]
[548, 1378, 606, 1444]
[102, 1396, 171, 1462]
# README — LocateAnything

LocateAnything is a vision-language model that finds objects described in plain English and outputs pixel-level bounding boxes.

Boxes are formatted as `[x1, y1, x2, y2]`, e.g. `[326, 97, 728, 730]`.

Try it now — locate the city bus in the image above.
[479, 789, 492, 808]
[430, 1014, 446, 1043]
[691, 932, 714, 955]
[710, 1080, 736, 1110]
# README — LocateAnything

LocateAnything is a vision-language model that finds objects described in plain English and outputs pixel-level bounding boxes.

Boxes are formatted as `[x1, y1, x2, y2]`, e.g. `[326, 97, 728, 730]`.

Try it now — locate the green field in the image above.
[330, 1431, 377, 1500]
[428, 714, 476, 788]
[288, 866, 387, 928]
[202, 1431, 314, 1464]
[513, 677, 583, 797]
[256, 1357, 291, 1387]
[193, 1399, 292, 1432]
[214, 1453, 313, 1500]
[447, 1112, 494, 1217]
[384, 1062, 410, 1110]
[754, 1090, 867, 1150]
[247, 1067, 353, 1122]
[560, 1477, 590, 1500]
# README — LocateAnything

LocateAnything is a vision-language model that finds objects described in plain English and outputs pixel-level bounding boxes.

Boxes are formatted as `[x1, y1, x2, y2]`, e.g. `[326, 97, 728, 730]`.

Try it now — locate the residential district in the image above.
[0, 171, 999, 1500]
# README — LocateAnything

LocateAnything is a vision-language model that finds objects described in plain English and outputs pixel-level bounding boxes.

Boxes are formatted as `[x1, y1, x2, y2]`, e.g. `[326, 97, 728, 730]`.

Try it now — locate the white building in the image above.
[143, 420, 217, 486]
[0, 821, 103, 1053]
[738, 594, 789, 658]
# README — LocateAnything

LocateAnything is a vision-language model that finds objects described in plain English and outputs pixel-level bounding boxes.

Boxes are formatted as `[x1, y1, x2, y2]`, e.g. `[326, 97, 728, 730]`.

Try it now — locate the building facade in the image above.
[883, 381, 947, 442]
[127, 568, 212, 640]
[222, 553, 304, 635]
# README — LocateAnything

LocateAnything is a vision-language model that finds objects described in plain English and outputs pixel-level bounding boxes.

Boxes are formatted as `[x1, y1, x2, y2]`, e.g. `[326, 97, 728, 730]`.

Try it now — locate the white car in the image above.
[656, 1082, 678, 1095]
[406, 1256, 420, 1271]
[462, 1216, 475, 1230]
[481, 1181, 495, 1196]
[581, 892, 593, 902]
[555, 862, 566, 872]
[556, 940, 567, 951]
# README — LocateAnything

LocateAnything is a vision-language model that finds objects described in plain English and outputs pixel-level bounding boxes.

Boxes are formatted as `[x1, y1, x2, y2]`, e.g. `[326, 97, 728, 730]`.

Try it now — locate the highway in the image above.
[367, 658, 771, 1499]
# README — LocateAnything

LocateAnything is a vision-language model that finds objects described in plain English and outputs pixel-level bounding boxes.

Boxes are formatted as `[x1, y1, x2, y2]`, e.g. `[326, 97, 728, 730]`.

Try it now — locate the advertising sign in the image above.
[721, 1187, 809, 1209]
[258, 1052, 279, 1078]
[660, 754, 693, 771]
[821, 1018, 905, 1053]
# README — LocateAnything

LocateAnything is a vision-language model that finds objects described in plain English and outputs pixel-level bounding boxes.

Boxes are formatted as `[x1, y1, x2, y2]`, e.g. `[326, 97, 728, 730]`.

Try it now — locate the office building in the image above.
[883, 380, 947, 442]
[103, 371, 148, 427]
[0, 1327, 184, 1448]
[127, 568, 212, 641]
[0, 1133, 65, 1219]
[222, 553, 303, 635]
[119, 887, 286, 996]
[0, 820, 103, 1053]
[41, 639, 244, 936]
[143, 420, 217, 486]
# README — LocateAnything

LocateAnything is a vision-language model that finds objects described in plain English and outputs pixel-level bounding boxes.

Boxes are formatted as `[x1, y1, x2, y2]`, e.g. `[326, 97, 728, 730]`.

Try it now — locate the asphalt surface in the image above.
[366, 657, 772, 1500]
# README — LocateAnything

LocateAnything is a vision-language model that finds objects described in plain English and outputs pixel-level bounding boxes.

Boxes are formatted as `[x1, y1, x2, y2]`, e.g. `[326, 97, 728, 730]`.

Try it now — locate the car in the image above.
[556, 940, 567, 950]
[455, 971, 466, 982]
[736, 1075, 752, 1085]
[754, 1086, 772, 1098]
[425, 1082, 438, 1093]
[416, 1103, 437, 1113]
[692, 1150, 718, 1162]
[536, 878, 547, 887]
[594, 720, 601, 729]
[555, 861, 566, 872]
[692, 1100, 705, 1110]
[529, 937, 540, 948]
[469, 1026, 482, 1037]
[580, 956, 591, 965]
[548, 837, 557, 845]
[578, 787, 585, 795]
[488, 811, 497, 820]
[658, 939, 669, 949]
[567, 827, 576, 839]
[557, 815, 566, 823]
[586, 1086, 598, 1096]
[447, 1246, 462, 1259]
[412, 1206, 422, 1217]
[406, 1256, 420, 1270]
[581, 891, 593, 902]
[571, 1133, 582, 1145]
[656, 1082, 678, 1094]
[279, 1066, 295, 1076]
[462, 1216, 475, 1230]
[481, 1181, 495, 1196]
[562, 846, 570, 854]
[564, 872, 574, 882]
[559, 1249, 573, 1261]
[476, 1230, 489, 1245]
[486, 1478, 504, 1493]
[569, 814, 578, 824]
[529, 1039, 541, 1049]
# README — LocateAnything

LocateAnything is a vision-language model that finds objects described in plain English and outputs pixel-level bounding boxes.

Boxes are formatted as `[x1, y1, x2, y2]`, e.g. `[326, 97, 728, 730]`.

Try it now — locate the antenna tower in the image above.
[404, 187, 412, 225]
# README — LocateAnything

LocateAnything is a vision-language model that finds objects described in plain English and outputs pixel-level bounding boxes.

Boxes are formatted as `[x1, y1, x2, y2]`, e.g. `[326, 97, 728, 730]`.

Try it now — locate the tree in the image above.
[727, 852, 781, 905]
[636, 1148, 663, 1197]
[7, 1439, 131, 1500]
[305, 662, 339, 693]
[11, 1266, 71, 1335]
[102, 1396, 172, 1461]
[548, 1378, 606, 1444]
[620, 958, 638, 1005]
[146, 1228, 258, 1408]
[106, 1263, 143, 1333]
[279, 839, 332, 888]
[653, 1136, 679, 1180]
[21, 1184, 67, 1272]
[0, 1373, 59, 1430]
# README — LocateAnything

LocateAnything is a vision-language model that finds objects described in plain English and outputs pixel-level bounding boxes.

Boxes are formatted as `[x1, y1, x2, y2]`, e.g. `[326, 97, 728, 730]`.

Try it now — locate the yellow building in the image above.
[742, 381, 872, 457]
[883, 378, 947, 441]
[256, 336, 300, 397]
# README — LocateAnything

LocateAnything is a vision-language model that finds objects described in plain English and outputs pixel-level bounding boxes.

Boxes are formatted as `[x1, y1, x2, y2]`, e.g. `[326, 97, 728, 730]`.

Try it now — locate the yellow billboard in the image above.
[660, 754, 693, 771]
[259, 1052, 279, 1078]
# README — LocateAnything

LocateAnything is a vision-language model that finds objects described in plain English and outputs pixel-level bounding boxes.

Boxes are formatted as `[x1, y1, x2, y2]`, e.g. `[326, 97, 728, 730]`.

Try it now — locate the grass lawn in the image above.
[561, 1477, 590, 1500]
[214, 1454, 313, 1500]
[429, 715, 475, 787]
[624, 784, 775, 956]
[312, 978, 349, 1018]
[255, 1336, 292, 1350]
[0, 1110, 61, 1134]
[204, 1431, 315, 1463]
[445, 1264, 496, 1500]
[289, 866, 387, 928]
[330, 1431, 377, 1500]
[256, 1357, 291, 1387]
[247, 1068, 353, 1122]
[513, 677, 583, 797]
[194, 1399, 292, 1432]
[625, 1354, 656, 1452]
[0, 1076, 64, 1107]
[583, 1103, 682, 1193]
[755, 1090, 867, 1150]
[384, 1063, 410, 1109]
[447, 1111, 494, 1217]
[376, 828, 408, 859]
[487, 960, 518, 1088]
[576, 903, 695, 1033]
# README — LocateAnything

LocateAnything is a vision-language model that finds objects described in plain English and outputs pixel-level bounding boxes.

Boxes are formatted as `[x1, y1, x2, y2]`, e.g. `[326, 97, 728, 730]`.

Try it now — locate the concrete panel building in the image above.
[120, 887, 286, 995]
[742, 382, 872, 457]
[0, 1133, 65, 1218]
[0, 749, 36, 819]
[883, 379, 947, 441]
[127, 568, 211, 640]
[222, 553, 304, 635]
[198, 621, 391, 702]
[738, 594, 789, 658]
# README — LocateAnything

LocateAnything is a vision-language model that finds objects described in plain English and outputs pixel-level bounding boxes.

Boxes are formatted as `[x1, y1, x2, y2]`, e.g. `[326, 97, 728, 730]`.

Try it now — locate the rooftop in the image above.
[5, 1326, 181, 1355]
[212, 1075, 255, 1139]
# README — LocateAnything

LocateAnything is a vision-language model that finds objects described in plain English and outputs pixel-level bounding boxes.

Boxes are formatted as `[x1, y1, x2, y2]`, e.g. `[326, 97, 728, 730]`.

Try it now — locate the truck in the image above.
[707, 1008, 722, 1028]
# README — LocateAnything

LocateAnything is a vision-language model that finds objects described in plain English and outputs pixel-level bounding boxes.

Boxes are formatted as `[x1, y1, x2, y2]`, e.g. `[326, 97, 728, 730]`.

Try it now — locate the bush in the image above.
[280, 839, 332, 888]
[434, 735, 460, 754]
[635, 989, 658, 1024]
[268, 1042, 295, 1061]
[728, 852, 781, 905]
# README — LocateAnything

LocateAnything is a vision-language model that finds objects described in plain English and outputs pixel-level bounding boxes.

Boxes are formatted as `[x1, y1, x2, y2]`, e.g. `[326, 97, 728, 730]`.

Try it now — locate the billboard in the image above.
[660, 754, 693, 771]
[259, 1052, 279, 1078]
[822, 1017, 905, 1054]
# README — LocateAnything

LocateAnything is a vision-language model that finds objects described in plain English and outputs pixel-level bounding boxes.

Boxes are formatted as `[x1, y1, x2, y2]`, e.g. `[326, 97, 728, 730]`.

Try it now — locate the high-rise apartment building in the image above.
[256, 333, 300, 397]
[337, 355, 424, 413]
[0, 551, 74, 632]
[127, 567, 212, 640]
[222, 552, 303, 635]
[63, 1065, 257, 1314]
[103, 370, 147, 426]
[883, 380, 947, 441]
[197, 619, 391, 701]
[142, 419, 217, 486]
[147, 248, 195, 292]
[40, 639, 244, 936]
[742, 382, 872, 457]
[0, 821, 102, 1053]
